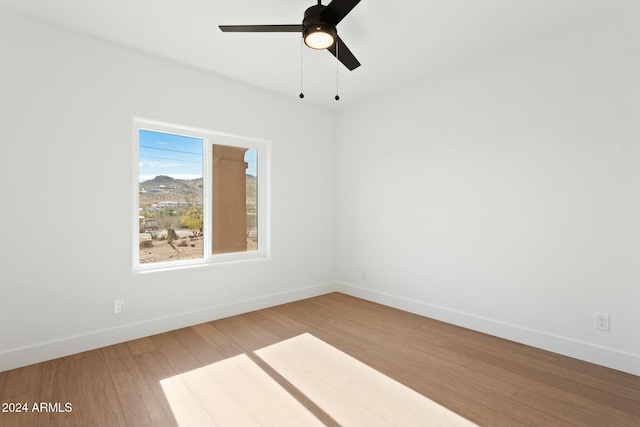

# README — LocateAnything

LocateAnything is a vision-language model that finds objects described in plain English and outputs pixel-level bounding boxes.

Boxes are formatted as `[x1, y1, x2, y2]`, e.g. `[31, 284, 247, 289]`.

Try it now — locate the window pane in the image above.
[138, 130, 203, 264]
[211, 144, 258, 254]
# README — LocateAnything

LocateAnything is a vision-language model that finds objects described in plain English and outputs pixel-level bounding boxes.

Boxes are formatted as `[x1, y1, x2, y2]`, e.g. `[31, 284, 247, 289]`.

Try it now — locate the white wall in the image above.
[0, 11, 337, 371]
[2, 4, 639, 377]
[335, 5, 640, 376]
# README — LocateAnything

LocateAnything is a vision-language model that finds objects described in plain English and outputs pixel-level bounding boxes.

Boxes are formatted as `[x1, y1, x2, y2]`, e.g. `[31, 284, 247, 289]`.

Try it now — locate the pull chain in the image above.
[299, 36, 305, 99]
[335, 39, 340, 101]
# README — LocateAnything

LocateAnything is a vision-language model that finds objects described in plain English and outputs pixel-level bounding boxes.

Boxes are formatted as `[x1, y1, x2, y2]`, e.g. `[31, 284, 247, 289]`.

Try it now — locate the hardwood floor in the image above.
[1, 292, 639, 426]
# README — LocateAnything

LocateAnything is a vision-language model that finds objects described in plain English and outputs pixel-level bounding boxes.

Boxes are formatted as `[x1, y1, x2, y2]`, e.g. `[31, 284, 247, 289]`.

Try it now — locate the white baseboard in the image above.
[336, 282, 640, 377]
[4, 282, 638, 378]
[0, 282, 339, 373]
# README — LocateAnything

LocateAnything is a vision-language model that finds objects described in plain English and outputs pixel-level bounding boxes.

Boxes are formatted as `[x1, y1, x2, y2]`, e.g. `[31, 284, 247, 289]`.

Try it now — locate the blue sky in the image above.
[139, 130, 257, 182]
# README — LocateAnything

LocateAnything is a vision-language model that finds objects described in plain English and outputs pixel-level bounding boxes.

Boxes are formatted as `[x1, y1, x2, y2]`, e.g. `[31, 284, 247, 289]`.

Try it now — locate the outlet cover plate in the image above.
[595, 313, 610, 331]
[114, 299, 125, 314]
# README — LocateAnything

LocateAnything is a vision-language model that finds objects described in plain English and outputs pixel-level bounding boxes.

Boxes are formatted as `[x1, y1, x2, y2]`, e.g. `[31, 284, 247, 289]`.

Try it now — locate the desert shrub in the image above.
[180, 205, 203, 230]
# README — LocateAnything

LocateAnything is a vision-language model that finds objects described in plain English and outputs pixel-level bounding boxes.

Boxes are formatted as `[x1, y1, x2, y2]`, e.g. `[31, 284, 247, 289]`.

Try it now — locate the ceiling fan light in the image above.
[304, 25, 335, 49]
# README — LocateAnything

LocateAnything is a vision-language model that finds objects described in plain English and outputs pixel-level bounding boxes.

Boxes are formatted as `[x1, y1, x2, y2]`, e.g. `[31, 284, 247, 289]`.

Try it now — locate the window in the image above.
[134, 119, 267, 271]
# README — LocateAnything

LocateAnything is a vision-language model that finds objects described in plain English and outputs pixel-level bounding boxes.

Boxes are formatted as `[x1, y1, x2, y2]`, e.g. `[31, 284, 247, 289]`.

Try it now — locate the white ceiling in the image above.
[0, 0, 633, 109]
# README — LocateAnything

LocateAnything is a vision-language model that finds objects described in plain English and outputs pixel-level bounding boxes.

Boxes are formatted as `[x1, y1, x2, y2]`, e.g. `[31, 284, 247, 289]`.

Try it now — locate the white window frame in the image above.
[133, 118, 269, 273]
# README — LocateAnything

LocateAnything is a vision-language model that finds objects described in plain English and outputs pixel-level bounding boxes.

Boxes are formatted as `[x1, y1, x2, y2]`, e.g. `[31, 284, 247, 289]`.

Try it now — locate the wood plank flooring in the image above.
[1, 292, 639, 427]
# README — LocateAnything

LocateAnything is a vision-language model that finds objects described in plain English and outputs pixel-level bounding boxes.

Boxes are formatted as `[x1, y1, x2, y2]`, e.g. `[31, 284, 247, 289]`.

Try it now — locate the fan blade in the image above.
[219, 24, 303, 33]
[321, 0, 361, 25]
[327, 36, 361, 70]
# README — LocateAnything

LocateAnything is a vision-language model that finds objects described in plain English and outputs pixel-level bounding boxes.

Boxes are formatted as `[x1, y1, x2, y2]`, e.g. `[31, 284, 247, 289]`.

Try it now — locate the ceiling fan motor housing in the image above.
[303, 4, 337, 48]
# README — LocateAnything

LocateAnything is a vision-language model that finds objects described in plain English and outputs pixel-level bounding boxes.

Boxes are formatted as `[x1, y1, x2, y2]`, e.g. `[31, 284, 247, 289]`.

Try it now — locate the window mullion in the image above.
[203, 139, 213, 260]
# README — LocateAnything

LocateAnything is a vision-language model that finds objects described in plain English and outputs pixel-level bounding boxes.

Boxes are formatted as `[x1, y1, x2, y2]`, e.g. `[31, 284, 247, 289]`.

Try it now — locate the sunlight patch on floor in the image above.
[160, 353, 324, 427]
[161, 333, 478, 426]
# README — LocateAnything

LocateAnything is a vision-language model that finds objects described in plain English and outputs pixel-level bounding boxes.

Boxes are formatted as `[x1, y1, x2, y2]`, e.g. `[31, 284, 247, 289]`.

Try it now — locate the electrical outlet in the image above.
[114, 299, 125, 314]
[595, 313, 610, 331]
[361, 271, 368, 281]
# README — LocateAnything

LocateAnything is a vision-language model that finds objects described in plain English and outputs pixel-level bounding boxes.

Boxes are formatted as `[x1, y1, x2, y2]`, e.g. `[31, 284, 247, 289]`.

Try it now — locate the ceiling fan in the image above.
[219, 0, 362, 71]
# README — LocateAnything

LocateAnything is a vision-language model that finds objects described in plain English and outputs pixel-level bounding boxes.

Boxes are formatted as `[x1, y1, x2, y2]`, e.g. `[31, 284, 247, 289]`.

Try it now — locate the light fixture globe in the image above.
[303, 24, 336, 49]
